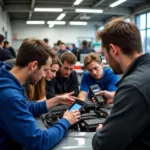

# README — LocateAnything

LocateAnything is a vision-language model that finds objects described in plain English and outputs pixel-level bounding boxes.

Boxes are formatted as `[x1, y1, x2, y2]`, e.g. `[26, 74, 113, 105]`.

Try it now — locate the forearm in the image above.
[56, 93, 66, 96]
[110, 91, 116, 97]
[46, 96, 60, 110]
[78, 91, 87, 101]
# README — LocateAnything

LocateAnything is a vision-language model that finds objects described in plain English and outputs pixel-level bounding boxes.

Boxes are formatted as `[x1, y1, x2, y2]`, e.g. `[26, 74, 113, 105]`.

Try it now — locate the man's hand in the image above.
[96, 124, 103, 131]
[58, 92, 76, 106]
[63, 110, 81, 125]
[92, 90, 114, 104]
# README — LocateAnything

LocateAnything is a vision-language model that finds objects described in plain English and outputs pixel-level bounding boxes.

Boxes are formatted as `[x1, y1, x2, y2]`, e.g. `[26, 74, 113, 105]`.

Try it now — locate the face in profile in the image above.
[102, 46, 123, 74]
[60, 61, 75, 78]
[46, 63, 60, 80]
[27, 57, 52, 85]
[86, 61, 104, 80]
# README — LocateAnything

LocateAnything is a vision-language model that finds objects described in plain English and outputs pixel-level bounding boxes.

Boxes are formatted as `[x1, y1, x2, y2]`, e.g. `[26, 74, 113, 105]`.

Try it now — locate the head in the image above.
[46, 58, 62, 80]
[0, 34, 5, 48]
[84, 52, 103, 80]
[4, 41, 10, 49]
[59, 42, 66, 51]
[15, 38, 56, 85]
[82, 40, 88, 48]
[60, 52, 77, 78]
[43, 38, 49, 45]
[57, 40, 62, 46]
[72, 44, 76, 48]
[97, 18, 142, 74]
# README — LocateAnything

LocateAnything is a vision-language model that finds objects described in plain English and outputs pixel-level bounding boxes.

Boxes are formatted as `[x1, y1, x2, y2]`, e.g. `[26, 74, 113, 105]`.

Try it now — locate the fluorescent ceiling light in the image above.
[70, 21, 87, 25]
[47, 21, 66, 25]
[26, 21, 45, 24]
[74, 0, 83, 5]
[110, 0, 127, 7]
[75, 9, 103, 13]
[49, 24, 55, 28]
[57, 13, 66, 20]
[34, 8, 63, 12]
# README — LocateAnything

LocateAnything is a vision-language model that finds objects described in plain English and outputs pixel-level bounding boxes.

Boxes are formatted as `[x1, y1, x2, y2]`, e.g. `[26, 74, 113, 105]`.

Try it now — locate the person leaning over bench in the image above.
[92, 18, 150, 150]
[78, 52, 118, 101]
[46, 52, 79, 99]
[0, 38, 81, 150]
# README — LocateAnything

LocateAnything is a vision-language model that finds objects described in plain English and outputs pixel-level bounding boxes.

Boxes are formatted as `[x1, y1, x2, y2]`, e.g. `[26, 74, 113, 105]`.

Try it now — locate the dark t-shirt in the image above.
[0, 48, 13, 62]
[46, 70, 79, 99]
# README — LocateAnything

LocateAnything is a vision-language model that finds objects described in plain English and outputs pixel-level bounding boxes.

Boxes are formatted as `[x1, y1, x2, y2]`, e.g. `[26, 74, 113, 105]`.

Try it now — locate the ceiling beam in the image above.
[0, 0, 4, 6]
[73, 0, 107, 20]
[133, 1, 150, 14]
[3, 5, 131, 15]
[90, 7, 132, 20]
[28, 0, 36, 20]
[93, 0, 107, 8]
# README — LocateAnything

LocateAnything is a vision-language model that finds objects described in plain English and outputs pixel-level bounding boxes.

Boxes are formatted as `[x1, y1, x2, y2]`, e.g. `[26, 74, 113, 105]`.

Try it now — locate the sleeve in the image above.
[107, 69, 119, 91]
[0, 97, 70, 150]
[5, 49, 14, 60]
[80, 72, 89, 92]
[46, 79, 56, 99]
[69, 71, 79, 97]
[29, 101, 48, 117]
[92, 85, 150, 150]
[9, 47, 16, 58]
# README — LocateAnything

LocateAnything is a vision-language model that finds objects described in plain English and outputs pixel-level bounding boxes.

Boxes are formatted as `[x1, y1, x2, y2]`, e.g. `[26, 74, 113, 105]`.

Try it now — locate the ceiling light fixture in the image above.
[34, 8, 63, 12]
[57, 13, 66, 20]
[75, 9, 103, 13]
[47, 21, 66, 25]
[110, 0, 127, 7]
[69, 21, 87, 25]
[49, 24, 55, 28]
[26, 21, 45, 24]
[74, 0, 83, 5]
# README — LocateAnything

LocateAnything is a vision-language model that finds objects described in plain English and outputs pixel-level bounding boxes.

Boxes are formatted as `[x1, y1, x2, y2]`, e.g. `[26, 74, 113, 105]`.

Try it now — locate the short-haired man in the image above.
[58, 42, 68, 58]
[0, 39, 81, 150]
[78, 52, 118, 101]
[46, 52, 79, 99]
[3, 41, 16, 58]
[78, 40, 93, 61]
[92, 18, 150, 150]
[0, 34, 13, 61]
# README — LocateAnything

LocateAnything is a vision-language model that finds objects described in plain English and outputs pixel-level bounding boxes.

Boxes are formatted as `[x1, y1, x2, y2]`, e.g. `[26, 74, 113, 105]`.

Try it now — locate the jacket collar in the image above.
[116, 53, 150, 86]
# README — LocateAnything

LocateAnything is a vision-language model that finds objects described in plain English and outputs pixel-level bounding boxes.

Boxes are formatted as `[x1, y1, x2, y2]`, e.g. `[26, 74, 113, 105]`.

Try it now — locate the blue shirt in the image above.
[80, 68, 119, 98]
[0, 62, 70, 150]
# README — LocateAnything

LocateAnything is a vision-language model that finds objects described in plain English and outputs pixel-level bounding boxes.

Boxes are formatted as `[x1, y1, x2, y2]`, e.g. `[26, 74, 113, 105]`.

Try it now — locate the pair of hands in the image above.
[63, 110, 81, 125]
[93, 90, 114, 131]
[57, 90, 114, 128]
[57, 92, 81, 125]
[93, 90, 114, 104]
[57, 91, 76, 106]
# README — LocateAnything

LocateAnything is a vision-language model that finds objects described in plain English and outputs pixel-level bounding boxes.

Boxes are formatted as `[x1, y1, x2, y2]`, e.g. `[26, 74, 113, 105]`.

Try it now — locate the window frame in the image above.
[136, 11, 150, 53]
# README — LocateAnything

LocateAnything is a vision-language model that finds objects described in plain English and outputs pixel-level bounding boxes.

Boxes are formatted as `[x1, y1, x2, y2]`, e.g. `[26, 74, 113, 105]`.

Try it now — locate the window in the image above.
[136, 12, 150, 53]
[147, 13, 150, 28]
[136, 14, 146, 30]
[140, 30, 146, 53]
[146, 29, 150, 52]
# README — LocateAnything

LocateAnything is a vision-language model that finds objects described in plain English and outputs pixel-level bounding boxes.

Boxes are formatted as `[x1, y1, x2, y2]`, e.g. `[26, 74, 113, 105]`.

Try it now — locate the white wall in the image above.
[0, 5, 12, 42]
[12, 21, 98, 50]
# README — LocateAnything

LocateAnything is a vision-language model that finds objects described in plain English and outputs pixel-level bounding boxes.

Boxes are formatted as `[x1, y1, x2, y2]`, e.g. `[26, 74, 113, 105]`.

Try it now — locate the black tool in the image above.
[68, 99, 86, 112]
[89, 84, 107, 105]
